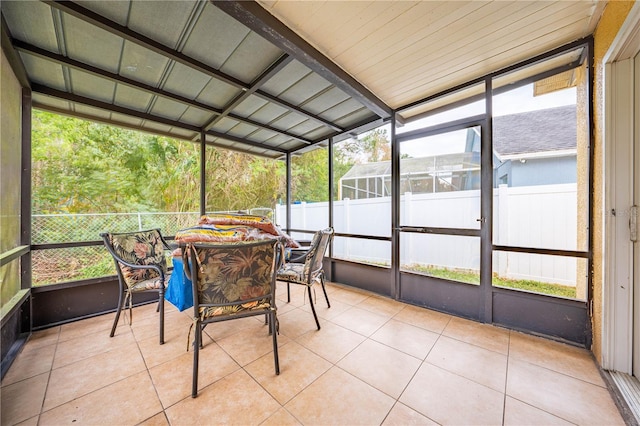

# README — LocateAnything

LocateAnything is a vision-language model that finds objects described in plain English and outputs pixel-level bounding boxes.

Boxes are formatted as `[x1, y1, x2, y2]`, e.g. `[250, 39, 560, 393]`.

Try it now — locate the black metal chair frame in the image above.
[183, 239, 282, 398]
[100, 229, 172, 345]
[279, 227, 334, 330]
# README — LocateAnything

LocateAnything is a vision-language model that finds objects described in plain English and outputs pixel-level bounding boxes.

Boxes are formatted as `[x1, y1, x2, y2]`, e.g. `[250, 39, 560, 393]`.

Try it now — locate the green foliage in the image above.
[405, 264, 576, 298]
[32, 110, 283, 215]
[32, 111, 393, 213]
[339, 129, 391, 163]
[291, 149, 329, 202]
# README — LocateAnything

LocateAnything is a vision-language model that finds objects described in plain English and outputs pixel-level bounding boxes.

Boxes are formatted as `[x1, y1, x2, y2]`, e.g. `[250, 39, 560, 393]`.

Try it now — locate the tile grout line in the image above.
[501, 329, 511, 425]
[36, 326, 62, 426]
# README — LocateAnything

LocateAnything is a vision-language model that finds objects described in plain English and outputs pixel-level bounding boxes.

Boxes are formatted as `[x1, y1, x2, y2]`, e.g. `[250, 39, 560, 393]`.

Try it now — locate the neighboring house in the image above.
[493, 105, 577, 187]
[339, 105, 576, 199]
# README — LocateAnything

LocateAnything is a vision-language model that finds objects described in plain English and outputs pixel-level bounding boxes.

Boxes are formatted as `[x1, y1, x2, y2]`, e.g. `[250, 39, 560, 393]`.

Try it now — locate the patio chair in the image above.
[183, 239, 282, 398]
[277, 227, 334, 330]
[100, 229, 172, 345]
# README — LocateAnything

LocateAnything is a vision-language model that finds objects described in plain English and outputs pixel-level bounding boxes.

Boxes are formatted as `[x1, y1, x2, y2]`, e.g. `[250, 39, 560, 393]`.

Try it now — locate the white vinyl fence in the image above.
[276, 183, 581, 287]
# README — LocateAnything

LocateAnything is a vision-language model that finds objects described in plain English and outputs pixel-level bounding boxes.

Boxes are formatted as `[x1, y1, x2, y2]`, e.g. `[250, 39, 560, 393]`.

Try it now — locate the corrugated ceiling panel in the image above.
[288, 120, 324, 138]
[180, 106, 213, 127]
[62, 14, 123, 74]
[334, 108, 374, 128]
[302, 127, 334, 141]
[278, 72, 332, 106]
[277, 140, 304, 151]
[108, 112, 144, 128]
[149, 97, 189, 121]
[113, 84, 154, 113]
[210, 117, 241, 134]
[249, 129, 279, 144]
[269, 113, 308, 132]
[181, 3, 249, 71]
[72, 103, 113, 121]
[233, 95, 269, 118]
[260, 60, 311, 96]
[302, 86, 350, 116]
[320, 98, 368, 122]
[264, 134, 291, 147]
[32, 94, 71, 111]
[141, 121, 173, 134]
[69, 69, 116, 104]
[75, 1, 130, 26]
[204, 133, 223, 143]
[119, 42, 170, 85]
[195, 78, 241, 110]
[220, 32, 283, 83]
[169, 127, 199, 140]
[226, 122, 260, 139]
[128, 0, 199, 49]
[163, 62, 213, 101]
[1, 2, 59, 52]
[19, 54, 66, 91]
[248, 102, 289, 125]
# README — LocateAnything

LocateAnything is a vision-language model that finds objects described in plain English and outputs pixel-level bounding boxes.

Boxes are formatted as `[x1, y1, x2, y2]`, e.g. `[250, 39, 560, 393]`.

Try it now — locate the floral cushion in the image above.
[108, 229, 168, 289]
[277, 262, 321, 286]
[130, 274, 171, 292]
[189, 241, 276, 319]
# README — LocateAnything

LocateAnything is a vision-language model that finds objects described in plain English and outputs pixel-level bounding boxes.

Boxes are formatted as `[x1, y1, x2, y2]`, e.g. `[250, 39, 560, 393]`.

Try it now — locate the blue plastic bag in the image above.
[165, 258, 193, 311]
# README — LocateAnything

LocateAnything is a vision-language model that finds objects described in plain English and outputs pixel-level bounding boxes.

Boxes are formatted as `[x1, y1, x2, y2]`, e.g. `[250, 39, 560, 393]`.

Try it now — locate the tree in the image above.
[291, 148, 329, 202]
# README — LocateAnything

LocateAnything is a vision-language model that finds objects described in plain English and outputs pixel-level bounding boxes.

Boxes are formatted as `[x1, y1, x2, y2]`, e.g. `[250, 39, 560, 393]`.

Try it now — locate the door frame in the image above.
[602, 1, 640, 373]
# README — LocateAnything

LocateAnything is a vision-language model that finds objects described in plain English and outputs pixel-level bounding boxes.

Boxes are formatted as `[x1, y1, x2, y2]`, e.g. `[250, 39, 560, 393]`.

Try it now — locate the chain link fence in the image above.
[31, 212, 202, 286]
[30, 210, 274, 286]
[32, 212, 201, 244]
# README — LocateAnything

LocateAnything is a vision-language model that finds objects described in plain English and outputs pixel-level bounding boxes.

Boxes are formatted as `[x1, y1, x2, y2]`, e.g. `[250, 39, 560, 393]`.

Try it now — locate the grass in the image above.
[404, 264, 576, 299]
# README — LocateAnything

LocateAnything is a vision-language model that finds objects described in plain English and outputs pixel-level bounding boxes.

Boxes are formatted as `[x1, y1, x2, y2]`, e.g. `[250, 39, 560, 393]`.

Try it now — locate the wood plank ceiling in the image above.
[1, 1, 606, 157]
[257, 0, 605, 116]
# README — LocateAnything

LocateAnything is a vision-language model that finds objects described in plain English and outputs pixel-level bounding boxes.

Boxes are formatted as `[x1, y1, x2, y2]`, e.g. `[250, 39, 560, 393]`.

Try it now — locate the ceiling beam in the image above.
[18, 44, 318, 150]
[32, 83, 202, 132]
[201, 53, 316, 142]
[32, 84, 270, 150]
[1, 14, 31, 88]
[213, 0, 392, 120]
[205, 129, 287, 153]
[32, 85, 288, 156]
[16, 39, 313, 146]
[15, 40, 222, 113]
[43, 0, 342, 132]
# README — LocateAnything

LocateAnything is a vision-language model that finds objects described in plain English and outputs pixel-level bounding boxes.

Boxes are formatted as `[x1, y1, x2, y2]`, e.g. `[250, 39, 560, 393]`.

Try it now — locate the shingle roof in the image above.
[493, 105, 576, 156]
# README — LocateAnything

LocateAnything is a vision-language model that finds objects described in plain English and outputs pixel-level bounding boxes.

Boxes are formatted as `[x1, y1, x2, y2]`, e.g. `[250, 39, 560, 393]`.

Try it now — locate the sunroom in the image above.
[2, 1, 639, 424]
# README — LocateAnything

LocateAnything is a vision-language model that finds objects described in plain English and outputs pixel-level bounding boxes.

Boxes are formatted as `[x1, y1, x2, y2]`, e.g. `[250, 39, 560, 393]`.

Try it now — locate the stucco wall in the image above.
[591, 0, 636, 364]
[1, 46, 24, 309]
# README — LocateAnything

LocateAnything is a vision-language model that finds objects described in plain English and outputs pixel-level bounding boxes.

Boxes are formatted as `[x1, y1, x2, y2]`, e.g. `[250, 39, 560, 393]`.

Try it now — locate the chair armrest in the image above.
[288, 248, 310, 264]
[111, 256, 167, 278]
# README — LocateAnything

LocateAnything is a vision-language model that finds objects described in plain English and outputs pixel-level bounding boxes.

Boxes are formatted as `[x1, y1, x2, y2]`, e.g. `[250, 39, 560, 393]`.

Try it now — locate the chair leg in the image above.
[271, 311, 280, 375]
[192, 322, 200, 398]
[307, 286, 321, 330]
[110, 291, 124, 337]
[287, 283, 291, 303]
[158, 290, 165, 345]
[320, 274, 331, 308]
